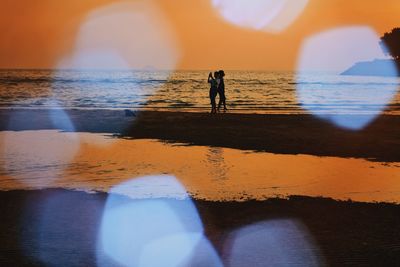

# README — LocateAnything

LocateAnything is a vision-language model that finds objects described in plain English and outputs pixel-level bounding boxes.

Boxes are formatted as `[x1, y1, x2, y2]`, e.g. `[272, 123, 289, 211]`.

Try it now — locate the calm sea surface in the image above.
[0, 69, 399, 114]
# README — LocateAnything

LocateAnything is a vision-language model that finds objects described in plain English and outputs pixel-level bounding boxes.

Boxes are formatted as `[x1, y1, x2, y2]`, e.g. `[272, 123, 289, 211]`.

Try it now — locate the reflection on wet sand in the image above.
[206, 147, 229, 181]
[1, 130, 399, 202]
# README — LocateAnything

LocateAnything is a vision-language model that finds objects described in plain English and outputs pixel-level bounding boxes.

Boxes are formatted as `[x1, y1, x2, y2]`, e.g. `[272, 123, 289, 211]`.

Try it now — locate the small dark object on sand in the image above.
[124, 109, 136, 117]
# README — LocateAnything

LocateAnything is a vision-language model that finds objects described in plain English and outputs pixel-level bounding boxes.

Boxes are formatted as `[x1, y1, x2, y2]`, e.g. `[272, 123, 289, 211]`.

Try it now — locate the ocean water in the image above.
[0, 69, 399, 114]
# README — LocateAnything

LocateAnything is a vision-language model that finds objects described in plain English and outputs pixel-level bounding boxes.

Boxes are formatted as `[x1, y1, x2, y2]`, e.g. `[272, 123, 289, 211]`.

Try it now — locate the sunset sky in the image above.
[1, 0, 399, 70]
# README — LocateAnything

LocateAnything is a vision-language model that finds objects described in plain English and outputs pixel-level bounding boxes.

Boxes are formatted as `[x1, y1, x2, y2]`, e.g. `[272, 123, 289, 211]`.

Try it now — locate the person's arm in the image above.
[208, 72, 213, 83]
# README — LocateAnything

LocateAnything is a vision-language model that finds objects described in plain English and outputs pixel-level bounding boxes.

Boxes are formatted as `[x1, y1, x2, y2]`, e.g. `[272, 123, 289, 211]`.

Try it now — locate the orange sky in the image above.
[0, 0, 399, 70]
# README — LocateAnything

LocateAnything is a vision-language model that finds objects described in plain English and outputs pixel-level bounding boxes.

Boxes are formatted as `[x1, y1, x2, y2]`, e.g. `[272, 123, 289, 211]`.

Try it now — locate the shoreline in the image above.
[1, 108, 399, 162]
[2, 187, 400, 205]
[1, 106, 400, 115]
[2, 186, 400, 205]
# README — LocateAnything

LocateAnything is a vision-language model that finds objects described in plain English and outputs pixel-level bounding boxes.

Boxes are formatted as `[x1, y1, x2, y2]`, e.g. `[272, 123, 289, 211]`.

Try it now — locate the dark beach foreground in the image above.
[0, 189, 399, 266]
[1, 108, 400, 162]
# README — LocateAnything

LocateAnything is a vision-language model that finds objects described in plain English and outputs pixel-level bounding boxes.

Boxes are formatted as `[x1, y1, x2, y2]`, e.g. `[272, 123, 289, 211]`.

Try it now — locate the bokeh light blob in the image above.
[225, 219, 324, 267]
[20, 190, 105, 266]
[1, 130, 79, 187]
[58, 0, 180, 70]
[47, 102, 77, 132]
[97, 175, 222, 267]
[212, 0, 308, 33]
[297, 26, 399, 130]
[297, 26, 394, 73]
[51, 0, 181, 120]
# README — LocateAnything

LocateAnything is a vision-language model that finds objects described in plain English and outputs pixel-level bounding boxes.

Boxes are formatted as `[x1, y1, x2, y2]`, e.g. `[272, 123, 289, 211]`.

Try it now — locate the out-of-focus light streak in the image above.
[97, 175, 223, 267]
[212, 0, 308, 33]
[296, 26, 399, 130]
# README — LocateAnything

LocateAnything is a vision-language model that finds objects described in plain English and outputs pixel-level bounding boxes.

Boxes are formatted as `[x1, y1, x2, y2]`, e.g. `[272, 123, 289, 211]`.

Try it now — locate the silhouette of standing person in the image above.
[217, 70, 227, 111]
[208, 71, 219, 113]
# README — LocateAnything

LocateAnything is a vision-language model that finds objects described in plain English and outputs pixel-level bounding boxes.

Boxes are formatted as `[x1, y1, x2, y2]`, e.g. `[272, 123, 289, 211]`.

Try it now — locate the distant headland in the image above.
[341, 27, 400, 77]
[341, 59, 399, 77]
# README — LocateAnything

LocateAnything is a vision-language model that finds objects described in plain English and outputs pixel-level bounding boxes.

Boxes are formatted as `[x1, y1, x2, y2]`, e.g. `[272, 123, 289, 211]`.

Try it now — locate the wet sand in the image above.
[0, 189, 399, 266]
[1, 130, 400, 203]
[1, 108, 400, 162]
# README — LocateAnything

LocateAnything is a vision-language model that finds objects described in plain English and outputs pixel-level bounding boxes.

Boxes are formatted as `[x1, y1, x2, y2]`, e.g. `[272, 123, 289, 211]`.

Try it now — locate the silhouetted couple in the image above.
[208, 70, 227, 113]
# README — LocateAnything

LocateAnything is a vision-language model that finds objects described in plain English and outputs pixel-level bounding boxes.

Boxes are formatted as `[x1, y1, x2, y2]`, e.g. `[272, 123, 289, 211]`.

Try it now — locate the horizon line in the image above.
[0, 67, 340, 72]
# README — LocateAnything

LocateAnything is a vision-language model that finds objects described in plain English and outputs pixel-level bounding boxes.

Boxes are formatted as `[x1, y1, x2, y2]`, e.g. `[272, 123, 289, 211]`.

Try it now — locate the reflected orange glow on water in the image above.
[1, 130, 399, 202]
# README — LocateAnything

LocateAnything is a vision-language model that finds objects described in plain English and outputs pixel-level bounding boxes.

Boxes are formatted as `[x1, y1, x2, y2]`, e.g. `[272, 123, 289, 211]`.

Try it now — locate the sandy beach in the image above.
[1, 109, 400, 266]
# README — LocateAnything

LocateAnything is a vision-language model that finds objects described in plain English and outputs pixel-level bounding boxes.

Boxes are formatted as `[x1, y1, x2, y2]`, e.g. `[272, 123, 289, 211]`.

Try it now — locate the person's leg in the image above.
[211, 98, 216, 113]
[210, 91, 216, 113]
[209, 91, 213, 113]
[217, 93, 222, 111]
[221, 93, 227, 110]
